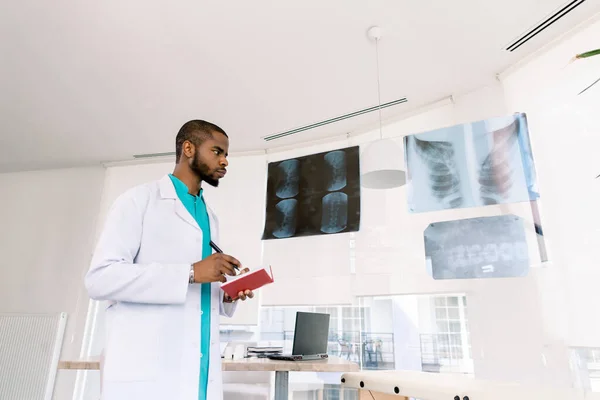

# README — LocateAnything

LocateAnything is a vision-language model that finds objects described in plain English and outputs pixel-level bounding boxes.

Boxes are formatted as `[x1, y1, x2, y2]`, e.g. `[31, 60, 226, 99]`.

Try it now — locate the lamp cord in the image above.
[375, 37, 383, 140]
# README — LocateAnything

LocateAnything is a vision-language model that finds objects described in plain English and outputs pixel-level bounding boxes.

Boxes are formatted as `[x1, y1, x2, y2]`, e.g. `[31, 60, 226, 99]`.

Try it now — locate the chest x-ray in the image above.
[404, 113, 539, 213]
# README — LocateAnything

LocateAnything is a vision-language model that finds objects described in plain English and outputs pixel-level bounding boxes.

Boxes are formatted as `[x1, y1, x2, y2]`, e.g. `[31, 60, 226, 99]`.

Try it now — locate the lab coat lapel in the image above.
[175, 201, 200, 231]
[158, 175, 200, 231]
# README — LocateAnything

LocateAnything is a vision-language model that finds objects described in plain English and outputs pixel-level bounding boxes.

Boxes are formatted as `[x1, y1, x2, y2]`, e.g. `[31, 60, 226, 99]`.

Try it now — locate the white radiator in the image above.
[0, 312, 67, 400]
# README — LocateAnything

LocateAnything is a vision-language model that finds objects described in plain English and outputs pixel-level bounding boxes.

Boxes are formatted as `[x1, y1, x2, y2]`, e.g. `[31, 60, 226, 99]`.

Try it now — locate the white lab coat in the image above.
[85, 174, 237, 400]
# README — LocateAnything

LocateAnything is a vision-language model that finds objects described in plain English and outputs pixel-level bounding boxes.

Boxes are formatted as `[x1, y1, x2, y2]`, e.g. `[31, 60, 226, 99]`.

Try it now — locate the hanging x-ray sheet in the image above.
[404, 113, 539, 213]
[424, 215, 530, 280]
[262, 146, 361, 240]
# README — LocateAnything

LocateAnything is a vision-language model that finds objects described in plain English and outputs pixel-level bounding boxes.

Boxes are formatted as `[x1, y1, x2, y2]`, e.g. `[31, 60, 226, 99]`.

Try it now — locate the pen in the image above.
[209, 240, 240, 271]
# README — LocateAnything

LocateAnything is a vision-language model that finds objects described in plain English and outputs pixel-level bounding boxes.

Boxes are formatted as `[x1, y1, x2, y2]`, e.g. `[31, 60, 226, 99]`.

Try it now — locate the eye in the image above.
[213, 150, 220, 155]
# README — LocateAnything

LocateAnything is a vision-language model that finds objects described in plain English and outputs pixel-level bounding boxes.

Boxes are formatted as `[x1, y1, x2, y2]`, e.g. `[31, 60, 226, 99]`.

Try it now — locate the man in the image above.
[85, 120, 253, 400]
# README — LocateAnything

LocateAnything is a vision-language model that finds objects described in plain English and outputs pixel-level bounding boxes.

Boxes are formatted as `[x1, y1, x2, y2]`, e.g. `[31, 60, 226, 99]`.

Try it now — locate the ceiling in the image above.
[1, 0, 598, 172]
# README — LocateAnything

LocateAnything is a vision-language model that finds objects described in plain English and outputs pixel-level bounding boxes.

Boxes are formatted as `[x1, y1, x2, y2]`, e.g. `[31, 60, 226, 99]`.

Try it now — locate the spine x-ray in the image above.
[262, 146, 361, 240]
[424, 215, 530, 280]
[404, 113, 539, 213]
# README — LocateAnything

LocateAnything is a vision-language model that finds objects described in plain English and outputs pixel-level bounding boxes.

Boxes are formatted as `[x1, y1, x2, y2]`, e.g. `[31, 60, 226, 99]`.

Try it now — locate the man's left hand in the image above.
[223, 267, 255, 303]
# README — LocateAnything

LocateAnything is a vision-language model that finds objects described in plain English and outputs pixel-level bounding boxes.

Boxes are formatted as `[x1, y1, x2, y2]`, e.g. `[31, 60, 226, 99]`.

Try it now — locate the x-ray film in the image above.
[404, 113, 539, 213]
[424, 215, 530, 280]
[262, 146, 361, 239]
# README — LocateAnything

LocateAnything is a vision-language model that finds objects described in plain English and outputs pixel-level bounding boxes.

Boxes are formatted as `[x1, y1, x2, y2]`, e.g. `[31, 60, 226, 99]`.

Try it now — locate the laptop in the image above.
[268, 311, 330, 361]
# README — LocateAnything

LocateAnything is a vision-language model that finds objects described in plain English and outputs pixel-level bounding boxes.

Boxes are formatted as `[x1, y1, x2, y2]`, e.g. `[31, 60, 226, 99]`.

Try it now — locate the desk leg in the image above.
[274, 371, 289, 400]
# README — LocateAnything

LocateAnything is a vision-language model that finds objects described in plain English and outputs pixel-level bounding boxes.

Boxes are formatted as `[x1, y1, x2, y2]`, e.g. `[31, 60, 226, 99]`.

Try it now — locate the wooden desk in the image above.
[59, 356, 358, 400]
[58, 360, 100, 370]
[221, 355, 357, 372]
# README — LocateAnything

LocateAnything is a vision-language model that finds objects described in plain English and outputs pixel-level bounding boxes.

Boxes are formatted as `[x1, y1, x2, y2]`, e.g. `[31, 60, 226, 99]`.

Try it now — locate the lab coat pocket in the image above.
[103, 303, 161, 382]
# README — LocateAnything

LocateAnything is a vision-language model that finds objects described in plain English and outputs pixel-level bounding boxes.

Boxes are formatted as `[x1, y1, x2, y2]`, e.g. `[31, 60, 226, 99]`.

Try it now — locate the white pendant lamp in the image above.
[361, 138, 406, 189]
[360, 26, 406, 190]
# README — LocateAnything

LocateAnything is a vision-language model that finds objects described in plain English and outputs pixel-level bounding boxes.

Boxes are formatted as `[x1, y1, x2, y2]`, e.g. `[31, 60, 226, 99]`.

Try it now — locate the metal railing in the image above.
[419, 333, 472, 374]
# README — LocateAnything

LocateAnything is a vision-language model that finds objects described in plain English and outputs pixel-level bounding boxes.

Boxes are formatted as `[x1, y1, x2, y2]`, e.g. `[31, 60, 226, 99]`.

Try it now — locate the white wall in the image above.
[452, 82, 508, 125]
[369, 299, 393, 334]
[0, 167, 105, 400]
[501, 16, 600, 349]
[417, 297, 435, 334]
[391, 297, 422, 371]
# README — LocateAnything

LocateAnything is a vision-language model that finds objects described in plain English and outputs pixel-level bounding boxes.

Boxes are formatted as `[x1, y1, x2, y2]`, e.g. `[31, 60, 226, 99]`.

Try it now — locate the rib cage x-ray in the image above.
[404, 113, 539, 213]
[412, 137, 463, 209]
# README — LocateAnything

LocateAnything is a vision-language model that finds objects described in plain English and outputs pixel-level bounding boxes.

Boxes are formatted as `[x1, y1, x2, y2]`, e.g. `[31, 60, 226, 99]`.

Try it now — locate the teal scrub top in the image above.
[169, 174, 212, 400]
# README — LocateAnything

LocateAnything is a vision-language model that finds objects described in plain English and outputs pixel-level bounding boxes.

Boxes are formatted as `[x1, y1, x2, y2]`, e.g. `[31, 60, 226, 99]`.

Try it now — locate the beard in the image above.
[189, 153, 220, 187]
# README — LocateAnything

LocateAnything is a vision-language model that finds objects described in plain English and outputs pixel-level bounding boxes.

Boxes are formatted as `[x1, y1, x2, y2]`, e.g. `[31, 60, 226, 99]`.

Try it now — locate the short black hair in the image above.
[175, 120, 228, 162]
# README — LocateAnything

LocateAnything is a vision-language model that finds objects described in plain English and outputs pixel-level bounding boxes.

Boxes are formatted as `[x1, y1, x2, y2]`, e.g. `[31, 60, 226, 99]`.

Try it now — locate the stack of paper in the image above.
[246, 346, 283, 358]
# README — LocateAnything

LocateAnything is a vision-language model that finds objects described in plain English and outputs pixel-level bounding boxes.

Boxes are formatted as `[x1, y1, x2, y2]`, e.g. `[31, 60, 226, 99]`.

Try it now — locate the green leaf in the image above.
[576, 49, 600, 59]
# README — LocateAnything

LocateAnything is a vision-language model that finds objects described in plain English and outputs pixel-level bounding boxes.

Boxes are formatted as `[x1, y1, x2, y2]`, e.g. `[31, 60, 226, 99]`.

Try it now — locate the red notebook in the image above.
[221, 266, 274, 300]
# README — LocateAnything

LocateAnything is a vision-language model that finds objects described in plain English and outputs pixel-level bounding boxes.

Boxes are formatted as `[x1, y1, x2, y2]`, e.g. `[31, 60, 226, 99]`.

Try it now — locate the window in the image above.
[257, 294, 472, 375]
[427, 295, 472, 373]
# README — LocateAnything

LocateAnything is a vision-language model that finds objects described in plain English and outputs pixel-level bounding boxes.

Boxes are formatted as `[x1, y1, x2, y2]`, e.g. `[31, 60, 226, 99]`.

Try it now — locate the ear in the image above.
[182, 140, 196, 159]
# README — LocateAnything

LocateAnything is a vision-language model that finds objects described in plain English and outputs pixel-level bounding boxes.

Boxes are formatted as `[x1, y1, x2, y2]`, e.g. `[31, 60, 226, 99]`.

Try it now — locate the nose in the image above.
[220, 157, 228, 167]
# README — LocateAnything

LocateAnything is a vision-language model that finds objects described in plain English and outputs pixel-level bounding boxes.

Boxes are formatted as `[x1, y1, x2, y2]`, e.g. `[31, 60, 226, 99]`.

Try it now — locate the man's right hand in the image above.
[192, 253, 241, 283]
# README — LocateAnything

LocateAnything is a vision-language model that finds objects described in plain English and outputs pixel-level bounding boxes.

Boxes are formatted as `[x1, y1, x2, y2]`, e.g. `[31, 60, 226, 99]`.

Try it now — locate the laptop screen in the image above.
[292, 312, 330, 356]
